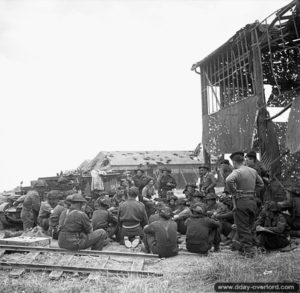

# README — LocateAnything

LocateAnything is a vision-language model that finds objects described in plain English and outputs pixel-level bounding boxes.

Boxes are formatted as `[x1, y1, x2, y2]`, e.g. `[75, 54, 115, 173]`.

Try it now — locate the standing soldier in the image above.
[58, 193, 108, 251]
[219, 160, 233, 194]
[197, 164, 217, 196]
[226, 151, 264, 257]
[157, 166, 177, 200]
[132, 167, 150, 195]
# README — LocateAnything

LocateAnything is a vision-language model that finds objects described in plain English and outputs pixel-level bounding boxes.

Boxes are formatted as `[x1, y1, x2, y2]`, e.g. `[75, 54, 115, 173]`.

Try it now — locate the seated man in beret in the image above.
[58, 193, 109, 251]
[143, 206, 178, 258]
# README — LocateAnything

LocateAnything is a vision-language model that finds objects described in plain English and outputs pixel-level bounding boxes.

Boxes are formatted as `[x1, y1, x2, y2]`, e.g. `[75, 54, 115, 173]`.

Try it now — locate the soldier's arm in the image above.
[207, 174, 217, 190]
[141, 206, 149, 227]
[81, 212, 93, 233]
[225, 171, 238, 194]
[255, 172, 264, 191]
[254, 211, 266, 228]
[207, 218, 220, 229]
[108, 211, 118, 224]
[144, 222, 154, 234]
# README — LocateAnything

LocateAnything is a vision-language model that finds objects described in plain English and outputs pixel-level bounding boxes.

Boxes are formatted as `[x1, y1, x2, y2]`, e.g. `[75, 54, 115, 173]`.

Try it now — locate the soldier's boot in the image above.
[132, 236, 140, 248]
[124, 236, 132, 248]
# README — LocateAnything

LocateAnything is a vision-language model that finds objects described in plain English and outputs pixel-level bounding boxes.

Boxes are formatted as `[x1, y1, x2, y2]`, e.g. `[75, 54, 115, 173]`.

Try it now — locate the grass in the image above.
[0, 250, 299, 293]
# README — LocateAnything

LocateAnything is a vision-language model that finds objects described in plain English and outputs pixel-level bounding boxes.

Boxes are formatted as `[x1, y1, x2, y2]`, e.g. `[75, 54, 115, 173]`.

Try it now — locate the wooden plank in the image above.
[0, 261, 163, 277]
[9, 252, 40, 278]
[0, 237, 50, 247]
[49, 255, 74, 280]
[131, 258, 144, 271]
[0, 245, 159, 258]
[87, 256, 110, 281]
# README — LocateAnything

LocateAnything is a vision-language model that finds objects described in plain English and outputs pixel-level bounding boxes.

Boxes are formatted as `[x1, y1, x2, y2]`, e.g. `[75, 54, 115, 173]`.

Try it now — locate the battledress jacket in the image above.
[58, 208, 93, 250]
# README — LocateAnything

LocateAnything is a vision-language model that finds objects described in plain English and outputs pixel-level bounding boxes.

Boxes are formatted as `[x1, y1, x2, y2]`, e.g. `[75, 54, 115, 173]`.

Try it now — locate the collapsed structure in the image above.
[192, 0, 300, 192]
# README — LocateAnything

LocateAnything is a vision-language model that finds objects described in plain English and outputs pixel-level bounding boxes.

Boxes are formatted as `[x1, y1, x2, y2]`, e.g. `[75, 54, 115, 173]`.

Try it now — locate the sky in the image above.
[0, 0, 290, 191]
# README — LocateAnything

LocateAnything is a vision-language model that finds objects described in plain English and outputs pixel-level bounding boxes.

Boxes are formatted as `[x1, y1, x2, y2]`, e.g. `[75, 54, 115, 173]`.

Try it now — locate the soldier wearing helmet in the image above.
[58, 193, 109, 251]
[38, 190, 62, 233]
[143, 206, 178, 258]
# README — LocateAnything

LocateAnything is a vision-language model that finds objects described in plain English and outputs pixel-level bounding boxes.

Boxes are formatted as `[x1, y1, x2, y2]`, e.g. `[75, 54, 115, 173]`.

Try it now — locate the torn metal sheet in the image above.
[286, 95, 300, 154]
[203, 96, 259, 156]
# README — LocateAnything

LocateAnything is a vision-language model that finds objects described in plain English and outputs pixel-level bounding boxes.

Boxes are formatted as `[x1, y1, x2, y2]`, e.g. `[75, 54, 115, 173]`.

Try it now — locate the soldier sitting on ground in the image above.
[118, 187, 148, 248]
[49, 195, 72, 240]
[254, 201, 290, 251]
[172, 198, 191, 235]
[92, 198, 118, 239]
[279, 182, 300, 238]
[212, 194, 234, 242]
[185, 203, 220, 254]
[143, 206, 178, 258]
[38, 190, 62, 233]
[58, 193, 109, 251]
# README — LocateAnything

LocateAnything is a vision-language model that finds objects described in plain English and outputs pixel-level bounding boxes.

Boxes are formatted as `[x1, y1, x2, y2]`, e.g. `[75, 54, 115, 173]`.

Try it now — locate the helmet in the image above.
[99, 198, 111, 208]
[69, 193, 87, 203]
[191, 203, 204, 214]
[47, 190, 61, 200]
[198, 164, 210, 170]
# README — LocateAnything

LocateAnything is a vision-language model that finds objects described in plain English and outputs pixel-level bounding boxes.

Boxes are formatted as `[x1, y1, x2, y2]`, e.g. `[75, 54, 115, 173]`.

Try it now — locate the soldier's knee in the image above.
[94, 229, 107, 238]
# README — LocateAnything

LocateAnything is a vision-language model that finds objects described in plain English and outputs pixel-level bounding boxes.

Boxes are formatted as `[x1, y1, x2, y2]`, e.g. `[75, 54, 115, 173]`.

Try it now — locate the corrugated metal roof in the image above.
[83, 150, 204, 171]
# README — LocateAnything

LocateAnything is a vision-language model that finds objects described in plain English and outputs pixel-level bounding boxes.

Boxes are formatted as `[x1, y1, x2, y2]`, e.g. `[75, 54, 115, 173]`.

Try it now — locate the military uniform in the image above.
[255, 202, 290, 250]
[118, 198, 148, 241]
[20, 190, 41, 230]
[58, 193, 108, 251]
[173, 200, 191, 235]
[197, 170, 217, 194]
[185, 210, 220, 254]
[143, 216, 178, 258]
[38, 201, 53, 231]
[49, 204, 65, 240]
[92, 207, 117, 238]
[157, 168, 177, 199]
[132, 173, 150, 195]
[226, 164, 264, 254]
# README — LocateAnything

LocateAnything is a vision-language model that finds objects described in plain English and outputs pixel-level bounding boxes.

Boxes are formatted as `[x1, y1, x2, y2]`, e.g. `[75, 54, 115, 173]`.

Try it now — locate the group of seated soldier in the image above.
[18, 167, 300, 258]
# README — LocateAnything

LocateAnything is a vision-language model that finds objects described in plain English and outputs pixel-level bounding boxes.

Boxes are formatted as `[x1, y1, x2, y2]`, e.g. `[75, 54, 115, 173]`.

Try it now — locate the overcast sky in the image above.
[0, 0, 289, 191]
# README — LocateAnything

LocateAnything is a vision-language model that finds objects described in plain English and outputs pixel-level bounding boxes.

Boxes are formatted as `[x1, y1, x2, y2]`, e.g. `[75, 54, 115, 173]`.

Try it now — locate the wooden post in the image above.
[200, 64, 211, 165]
